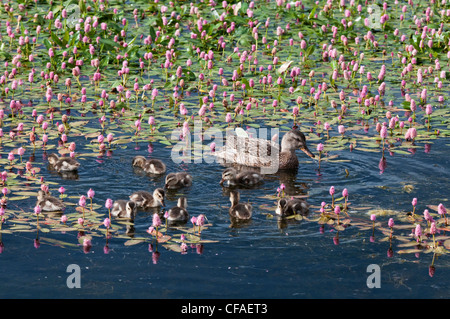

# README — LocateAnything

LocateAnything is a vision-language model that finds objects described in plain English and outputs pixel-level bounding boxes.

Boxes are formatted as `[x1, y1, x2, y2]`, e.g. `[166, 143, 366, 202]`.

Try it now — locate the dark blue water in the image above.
[0, 128, 448, 299]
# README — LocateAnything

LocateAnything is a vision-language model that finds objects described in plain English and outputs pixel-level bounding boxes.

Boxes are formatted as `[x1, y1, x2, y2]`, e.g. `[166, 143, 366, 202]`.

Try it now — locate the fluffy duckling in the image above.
[47, 153, 80, 172]
[229, 190, 252, 220]
[276, 197, 310, 217]
[36, 190, 65, 212]
[220, 167, 263, 187]
[132, 155, 166, 174]
[165, 172, 193, 190]
[129, 188, 165, 209]
[166, 197, 189, 224]
[110, 200, 138, 220]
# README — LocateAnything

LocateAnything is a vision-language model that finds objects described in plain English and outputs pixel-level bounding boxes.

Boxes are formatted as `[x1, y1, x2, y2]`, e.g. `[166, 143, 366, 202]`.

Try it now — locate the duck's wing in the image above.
[214, 135, 280, 168]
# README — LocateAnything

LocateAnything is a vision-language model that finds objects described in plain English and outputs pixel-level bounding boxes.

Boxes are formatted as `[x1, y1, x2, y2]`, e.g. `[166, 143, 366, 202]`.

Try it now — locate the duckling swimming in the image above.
[166, 197, 189, 224]
[36, 190, 65, 212]
[276, 197, 310, 217]
[165, 172, 192, 190]
[110, 200, 138, 220]
[132, 155, 166, 174]
[220, 167, 263, 187]
[47, 153, 80, 172]
[229, 190, 252, 220]
[129, 188, 165, 209]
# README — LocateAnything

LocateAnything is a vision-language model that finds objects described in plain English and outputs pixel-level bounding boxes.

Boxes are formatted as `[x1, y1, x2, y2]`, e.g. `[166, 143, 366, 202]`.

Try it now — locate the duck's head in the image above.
[132, 155, 147, 168]
[47, 153, 59, 165]
[126, 201, 138, 219]
[220, 168, 237, 185]
[177, 197, 188, 209]
[153, 188, 165, 207]
[281, 129, 315, 158]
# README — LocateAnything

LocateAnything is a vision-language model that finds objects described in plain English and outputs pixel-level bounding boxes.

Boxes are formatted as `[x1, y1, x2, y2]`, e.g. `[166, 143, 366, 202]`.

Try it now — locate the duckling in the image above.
[110, 200, 138, 220]
[132, 155, 166, 174]
[229, 190, 252, 220]
[220, 167, 263, 187]
[129, 188, 165, 209]
[47, 153, 80, 172]
[36, 190, 65, 212]
[164, 172, 192, 190]
[276, 197, 310, 217]
[166, 197, 189, 224]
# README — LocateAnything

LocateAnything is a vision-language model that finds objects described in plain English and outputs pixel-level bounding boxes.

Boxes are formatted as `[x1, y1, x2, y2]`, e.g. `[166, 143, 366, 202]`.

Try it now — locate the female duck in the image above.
[47, 153, 80, 172]
[276, 197, 310, 217]
[165, 172, 192, 190]
[166, 197, 189, 224]
[36, 190, 65, 212]
[220, 167, 263, 187]
[214, 128, 314, 171]
[129, 188, 165, 209]
[110, 200, 138, 220]
[132, 155, 166, 175]
[229, 190, 252, 220]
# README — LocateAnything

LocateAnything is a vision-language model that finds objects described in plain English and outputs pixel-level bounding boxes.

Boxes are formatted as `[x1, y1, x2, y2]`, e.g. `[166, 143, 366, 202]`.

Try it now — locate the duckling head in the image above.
[276, 198, 288, 215]
[164, 173, 177, 188]
[153, 188, 165, 207]
[281, 129, 315, 158]
[47, 153, 59, 165]
[126, 201, 138, 219]
[132, 155, 147, 168]
[220, 167, 237, 185]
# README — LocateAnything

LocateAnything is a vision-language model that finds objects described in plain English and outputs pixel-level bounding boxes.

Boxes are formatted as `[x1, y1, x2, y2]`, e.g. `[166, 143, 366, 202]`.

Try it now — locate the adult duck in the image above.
[214, 127, 314, 172]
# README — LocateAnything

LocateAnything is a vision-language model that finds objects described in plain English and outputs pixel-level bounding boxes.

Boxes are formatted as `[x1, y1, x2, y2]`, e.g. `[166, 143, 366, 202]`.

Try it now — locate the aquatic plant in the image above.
[0, 0, 447, 274]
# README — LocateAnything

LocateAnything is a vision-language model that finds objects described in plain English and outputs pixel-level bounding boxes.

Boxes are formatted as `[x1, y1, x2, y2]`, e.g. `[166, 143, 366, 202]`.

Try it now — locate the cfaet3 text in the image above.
[181, 303, 268, 316]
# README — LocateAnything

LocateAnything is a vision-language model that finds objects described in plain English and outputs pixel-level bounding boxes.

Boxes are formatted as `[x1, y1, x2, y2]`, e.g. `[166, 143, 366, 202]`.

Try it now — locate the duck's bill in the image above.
[219, 178, 224, 185]
[301, 147, 315, 158]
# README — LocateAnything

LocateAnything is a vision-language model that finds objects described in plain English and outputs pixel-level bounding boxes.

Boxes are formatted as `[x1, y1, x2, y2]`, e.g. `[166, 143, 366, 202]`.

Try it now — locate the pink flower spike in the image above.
[329, 186, 335, 196]
[152, 213, 162, 228]
[388, 218, 394, 228]
[342, 188, 348, 198]
[87, 188, 95, 199]
[105, 198, 113, 210]
[34, 205, 41, 215]
[103, 218, 111, 229]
